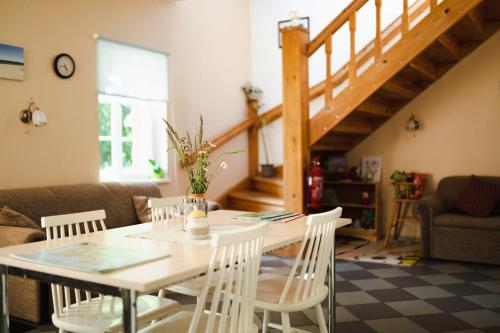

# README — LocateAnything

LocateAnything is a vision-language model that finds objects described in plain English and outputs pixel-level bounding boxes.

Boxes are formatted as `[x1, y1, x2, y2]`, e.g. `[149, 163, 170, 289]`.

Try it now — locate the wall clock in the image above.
[53, 53, 76, 79]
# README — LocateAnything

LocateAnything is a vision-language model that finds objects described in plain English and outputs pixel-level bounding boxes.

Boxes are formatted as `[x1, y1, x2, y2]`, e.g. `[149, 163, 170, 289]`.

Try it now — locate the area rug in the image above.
[336, 236, 421, 267]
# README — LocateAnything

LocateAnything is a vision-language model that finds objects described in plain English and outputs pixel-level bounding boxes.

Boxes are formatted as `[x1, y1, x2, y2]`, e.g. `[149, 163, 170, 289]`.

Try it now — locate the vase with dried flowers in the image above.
[165, 115, 240, 199]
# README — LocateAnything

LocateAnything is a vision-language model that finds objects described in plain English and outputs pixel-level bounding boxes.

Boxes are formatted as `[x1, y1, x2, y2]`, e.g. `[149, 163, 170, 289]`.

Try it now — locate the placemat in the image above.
[127, 224, 248, 245]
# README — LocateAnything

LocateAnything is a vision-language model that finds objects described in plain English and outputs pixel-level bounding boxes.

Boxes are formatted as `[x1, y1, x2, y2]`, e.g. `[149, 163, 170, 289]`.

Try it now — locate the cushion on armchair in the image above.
[455, 175, 500, 217]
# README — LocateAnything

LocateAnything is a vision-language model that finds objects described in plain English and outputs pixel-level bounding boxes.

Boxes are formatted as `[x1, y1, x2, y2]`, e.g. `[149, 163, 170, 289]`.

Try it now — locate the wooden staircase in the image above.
[214, 0, 500, 213]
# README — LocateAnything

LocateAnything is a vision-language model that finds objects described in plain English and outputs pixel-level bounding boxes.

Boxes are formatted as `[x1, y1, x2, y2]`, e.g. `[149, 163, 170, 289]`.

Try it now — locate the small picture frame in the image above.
[361, 156, 382, 182]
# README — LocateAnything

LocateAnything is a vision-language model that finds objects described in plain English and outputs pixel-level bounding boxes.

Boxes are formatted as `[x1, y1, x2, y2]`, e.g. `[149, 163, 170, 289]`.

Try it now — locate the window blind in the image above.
[97, 39, 168, 102]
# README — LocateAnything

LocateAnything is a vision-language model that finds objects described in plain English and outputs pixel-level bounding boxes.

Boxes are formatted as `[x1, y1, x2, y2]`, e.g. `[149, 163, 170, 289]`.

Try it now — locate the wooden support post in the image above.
[247, 100, 259, 178]
[281, 26, 309, 213]
[324, 35, 333, 107]
[430, 0, 437, 11]
[349, 13, 357, 83]
[402, 0, 409, 36]
[375, 0, 382, 60]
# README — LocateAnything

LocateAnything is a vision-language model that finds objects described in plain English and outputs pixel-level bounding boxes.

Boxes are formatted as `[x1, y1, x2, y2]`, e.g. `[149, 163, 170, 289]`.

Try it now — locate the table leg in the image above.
[0, 265, 9, 333]
[121, 289, 137, 333]
[328, 245, 336, 332]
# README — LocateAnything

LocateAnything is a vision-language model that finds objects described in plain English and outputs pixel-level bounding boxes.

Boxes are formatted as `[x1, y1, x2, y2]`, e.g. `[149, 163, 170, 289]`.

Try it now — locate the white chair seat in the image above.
[52, 295, 180, 333]
[140, 310, 259, 333]
[255, 273, 328, 312]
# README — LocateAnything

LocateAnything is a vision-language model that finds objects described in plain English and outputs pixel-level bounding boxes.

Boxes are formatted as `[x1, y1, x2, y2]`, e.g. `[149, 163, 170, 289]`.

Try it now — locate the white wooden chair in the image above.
[141, 222, 268, 333]
[41, 209, 180, 333]
[148, 196, 184, 223]
[256, 207, 343, 333]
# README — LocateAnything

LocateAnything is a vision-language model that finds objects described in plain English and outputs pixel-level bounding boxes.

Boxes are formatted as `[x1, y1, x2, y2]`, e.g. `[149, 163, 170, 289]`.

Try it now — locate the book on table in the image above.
[10, 242, 170, 274]
[234, 212, 304, 222]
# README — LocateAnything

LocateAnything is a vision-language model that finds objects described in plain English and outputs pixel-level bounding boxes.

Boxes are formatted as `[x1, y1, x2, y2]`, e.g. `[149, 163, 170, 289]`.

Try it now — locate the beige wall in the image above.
[348, 31, 500, 237]
[0, 0, 251, 199]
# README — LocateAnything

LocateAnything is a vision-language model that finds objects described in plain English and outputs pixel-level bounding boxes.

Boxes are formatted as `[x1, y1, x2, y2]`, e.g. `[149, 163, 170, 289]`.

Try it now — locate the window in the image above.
[96, 39, 168, 181]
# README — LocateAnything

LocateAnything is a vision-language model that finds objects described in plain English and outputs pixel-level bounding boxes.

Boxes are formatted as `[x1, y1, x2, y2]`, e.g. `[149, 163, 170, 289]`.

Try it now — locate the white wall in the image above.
[0, 0, 251, 200]
[250, 0, 409, 166]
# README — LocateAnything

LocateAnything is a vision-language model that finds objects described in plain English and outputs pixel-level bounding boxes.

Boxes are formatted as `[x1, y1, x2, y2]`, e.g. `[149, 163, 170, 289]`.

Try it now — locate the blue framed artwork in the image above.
[0, 43, 24, 81]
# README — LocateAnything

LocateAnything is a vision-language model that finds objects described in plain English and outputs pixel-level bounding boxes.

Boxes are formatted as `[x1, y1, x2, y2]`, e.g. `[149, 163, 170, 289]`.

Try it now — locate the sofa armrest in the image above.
[0, 226, 46, 248]
[412, 193, 446, 257]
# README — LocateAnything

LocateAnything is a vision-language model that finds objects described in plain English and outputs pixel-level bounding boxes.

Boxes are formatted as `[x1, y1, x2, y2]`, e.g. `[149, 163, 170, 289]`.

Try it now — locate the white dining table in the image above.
[0, 210, 350, 333]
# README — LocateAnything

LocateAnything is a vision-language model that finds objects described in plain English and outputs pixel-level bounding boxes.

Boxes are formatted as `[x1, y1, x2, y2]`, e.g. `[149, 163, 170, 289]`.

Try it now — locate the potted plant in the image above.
[165, 115, 240, 197]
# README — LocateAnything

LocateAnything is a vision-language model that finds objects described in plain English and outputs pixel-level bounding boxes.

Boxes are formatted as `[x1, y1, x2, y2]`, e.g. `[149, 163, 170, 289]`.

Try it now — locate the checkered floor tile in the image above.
[14, 257, 500, 333]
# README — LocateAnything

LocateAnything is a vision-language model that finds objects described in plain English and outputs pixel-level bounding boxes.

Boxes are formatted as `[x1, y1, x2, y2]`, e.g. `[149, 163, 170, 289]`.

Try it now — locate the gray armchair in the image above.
[413, 176, 500, 265]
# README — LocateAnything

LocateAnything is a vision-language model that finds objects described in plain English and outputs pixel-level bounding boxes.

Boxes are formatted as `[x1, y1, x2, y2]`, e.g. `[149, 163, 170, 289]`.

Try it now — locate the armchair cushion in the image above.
[434, 214, 500, 231]
[455, 175, 500, 217]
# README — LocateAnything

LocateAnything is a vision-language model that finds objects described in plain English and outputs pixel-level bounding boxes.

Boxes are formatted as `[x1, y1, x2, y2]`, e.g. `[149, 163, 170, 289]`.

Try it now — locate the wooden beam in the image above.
[466, 7, 486, 38]
[356, 100, 394, 117]
[309, 0, 481, 144]
[349, 13, 357, 84]
[381, 79, 421, 99]
[437, 32, 462, 60]
[375, 0, 382, 60]
[281, 26, 309, 213]
[409, 57, 438, 80]
[332, 116, 373, 135]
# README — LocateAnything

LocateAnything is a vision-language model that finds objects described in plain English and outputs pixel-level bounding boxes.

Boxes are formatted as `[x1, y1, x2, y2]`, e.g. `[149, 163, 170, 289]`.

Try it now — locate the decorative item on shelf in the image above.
[185, 205, 209, 240]
[361, 191, 371, 205]
[323, 187, 339, 206]
[278, 10, 310, 48]
[326, 155, 349, 180]
[165, 114, 241, 198]
[348, 166, 362, 181]
[148, 159, 165, 179]
[361, 156, 382, 182]
[19, 99, 48, 127]
[390, 170, 426, 200]
[406, 113, 420, 136]
[361, 209, 375, 229]
[0, 43, 24, 81]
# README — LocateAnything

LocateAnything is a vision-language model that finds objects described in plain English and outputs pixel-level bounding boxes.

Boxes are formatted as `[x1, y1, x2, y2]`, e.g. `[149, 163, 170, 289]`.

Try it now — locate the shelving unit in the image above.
[322, 181, 381, 241]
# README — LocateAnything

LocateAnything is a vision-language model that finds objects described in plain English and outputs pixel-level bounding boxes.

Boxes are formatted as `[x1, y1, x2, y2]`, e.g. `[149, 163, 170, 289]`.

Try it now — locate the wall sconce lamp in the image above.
[20, 100, 48, 127]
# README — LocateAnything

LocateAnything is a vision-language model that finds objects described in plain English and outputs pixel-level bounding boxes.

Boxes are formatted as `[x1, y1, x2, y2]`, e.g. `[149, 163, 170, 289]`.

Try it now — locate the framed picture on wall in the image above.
[0, 43, 24, 81]
[361, 156, 382, 182]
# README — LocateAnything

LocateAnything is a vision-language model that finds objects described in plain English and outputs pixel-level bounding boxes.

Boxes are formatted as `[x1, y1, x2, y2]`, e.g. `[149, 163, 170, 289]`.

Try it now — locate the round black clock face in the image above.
[53, 53, 76, 79]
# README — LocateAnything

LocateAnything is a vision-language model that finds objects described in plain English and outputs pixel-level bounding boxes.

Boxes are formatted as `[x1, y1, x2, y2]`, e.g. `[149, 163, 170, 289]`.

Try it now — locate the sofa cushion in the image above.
[439, 176, 500, 213]
[434, 213, 500, 230]
[0, 206, 41, 230]
[455, 176, 500, 217]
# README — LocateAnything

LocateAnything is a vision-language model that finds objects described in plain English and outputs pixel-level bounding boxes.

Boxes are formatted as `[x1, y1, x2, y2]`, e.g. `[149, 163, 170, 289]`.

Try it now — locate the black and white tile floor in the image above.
[17, 256, 500, 333]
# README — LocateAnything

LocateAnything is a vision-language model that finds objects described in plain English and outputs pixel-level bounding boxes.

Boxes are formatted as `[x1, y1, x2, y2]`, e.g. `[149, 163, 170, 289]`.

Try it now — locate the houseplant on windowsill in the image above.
[165, 115, 240, 198]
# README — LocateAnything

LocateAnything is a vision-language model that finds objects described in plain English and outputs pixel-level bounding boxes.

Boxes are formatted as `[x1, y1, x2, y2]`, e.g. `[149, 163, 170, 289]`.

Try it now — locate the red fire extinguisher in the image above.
[308, 157, 324, 210]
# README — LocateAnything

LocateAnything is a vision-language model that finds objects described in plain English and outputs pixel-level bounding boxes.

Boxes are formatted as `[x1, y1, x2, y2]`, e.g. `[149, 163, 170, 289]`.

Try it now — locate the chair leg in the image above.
[315, 304, 328, 333]
[281, 312, 292, 333]
[262, 309, 270, 333]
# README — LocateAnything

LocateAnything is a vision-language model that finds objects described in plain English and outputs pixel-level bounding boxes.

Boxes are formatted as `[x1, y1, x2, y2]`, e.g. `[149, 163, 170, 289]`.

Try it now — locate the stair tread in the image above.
[252, 176, 284, 186]
[228, 190, 284, 206]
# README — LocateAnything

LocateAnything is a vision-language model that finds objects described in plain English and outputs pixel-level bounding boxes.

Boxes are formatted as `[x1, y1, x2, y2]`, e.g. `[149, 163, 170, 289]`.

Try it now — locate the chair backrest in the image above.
[41, 210, 107, 317]
[148, 196, 184, 223]
[279, 207, 342, 304]
[190, 223, 267, 333]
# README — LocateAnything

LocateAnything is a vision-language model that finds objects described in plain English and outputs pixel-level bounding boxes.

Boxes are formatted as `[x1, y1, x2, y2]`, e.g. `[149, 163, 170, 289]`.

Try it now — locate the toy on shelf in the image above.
[390, 171, 426, 200]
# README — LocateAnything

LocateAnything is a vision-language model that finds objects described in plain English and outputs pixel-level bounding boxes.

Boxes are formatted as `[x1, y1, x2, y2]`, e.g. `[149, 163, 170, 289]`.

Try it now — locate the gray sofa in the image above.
[0, 182, 163, 323]
[413, 176, 500, 265]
